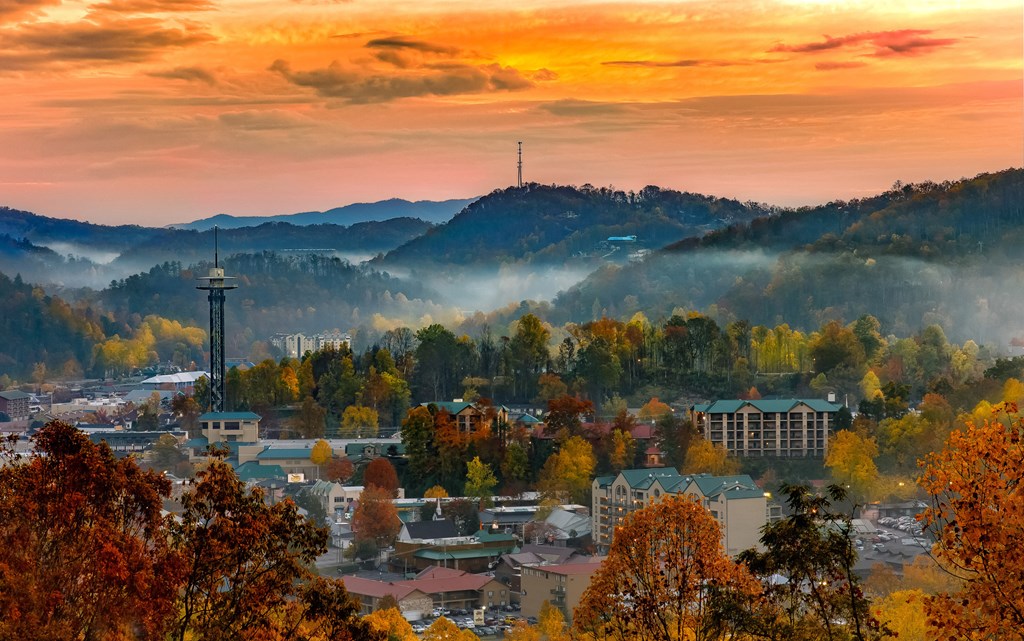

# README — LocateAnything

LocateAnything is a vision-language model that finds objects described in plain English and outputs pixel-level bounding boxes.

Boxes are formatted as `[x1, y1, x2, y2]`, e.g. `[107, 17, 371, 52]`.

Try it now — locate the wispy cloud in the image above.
[815, 61, 868, 71]
[602, 59, 738, 68]
[148, 65, 217, 84]
[771, 29, 957, 57]
[0, 0, 59, 23]
[0, 18, 213, 70]
[88, 0, 214, 13]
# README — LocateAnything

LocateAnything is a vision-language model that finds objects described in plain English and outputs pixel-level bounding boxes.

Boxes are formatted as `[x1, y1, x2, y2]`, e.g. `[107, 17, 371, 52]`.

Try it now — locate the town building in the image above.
[0, 390, 31, 421]
[140, 371, 208, 392]
[592, 468, 768, 557]
[520, 556, 605, 624]
[341, 567, 511, 616]
[690, 398, 843, 458]
[420, 401, 510, 435]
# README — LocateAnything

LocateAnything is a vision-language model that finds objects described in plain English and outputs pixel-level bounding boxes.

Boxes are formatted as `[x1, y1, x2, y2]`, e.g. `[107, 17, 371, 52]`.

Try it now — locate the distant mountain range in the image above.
[3, 168, 1024, 382]
[169, 198, 476, 230]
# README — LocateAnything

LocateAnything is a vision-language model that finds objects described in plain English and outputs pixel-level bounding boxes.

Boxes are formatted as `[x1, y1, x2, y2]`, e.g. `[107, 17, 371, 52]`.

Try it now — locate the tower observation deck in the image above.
[196, 228, 237, 412]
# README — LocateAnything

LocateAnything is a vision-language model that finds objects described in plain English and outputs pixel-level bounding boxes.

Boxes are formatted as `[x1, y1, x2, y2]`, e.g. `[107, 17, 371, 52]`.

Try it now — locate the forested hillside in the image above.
[0, 272, 104, 382]
[112, 218, 433, 271]
[550, 169, 1024, 345]
[377, 183, 771, 267]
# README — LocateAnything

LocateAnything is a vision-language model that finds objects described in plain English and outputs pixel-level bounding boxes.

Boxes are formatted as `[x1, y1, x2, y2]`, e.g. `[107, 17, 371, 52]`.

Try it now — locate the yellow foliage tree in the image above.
[918, 412, 1024, 638]
[363, 607, 418, 641]
[608, 429, 636, 472]
[538, 600, 569, 641]
[638, 397, 672, 421]
[683, 438, 739, 476]
[310, 439, 333, 472]
[538, 436, 595, 504]
[872, 590, 928, 641]
[1002, 378, 1024, 406]
[860, 370, 882, 400]
[422, 617, 478, 641]
[341, 405, 379, 437]
[424, 485, 448, 500]
[824, 429, 879, 500]
[504, 620, 541, 641]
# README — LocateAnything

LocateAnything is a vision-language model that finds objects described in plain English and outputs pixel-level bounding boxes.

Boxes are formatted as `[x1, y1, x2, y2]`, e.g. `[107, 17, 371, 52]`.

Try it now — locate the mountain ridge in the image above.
[168, 197, 477, 230]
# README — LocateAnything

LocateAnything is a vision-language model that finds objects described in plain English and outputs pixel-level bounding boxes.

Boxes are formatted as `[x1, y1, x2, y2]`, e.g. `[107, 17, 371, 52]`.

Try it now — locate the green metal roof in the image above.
[421, 401, 510, 414]
[684, 473, 762, 500]
[593, 475, 615, 489]
[235, 461, 285, 481]
[257, 448, 316, 459]
[414, 548, 507, 560]
[618, 467, 684, 490]
[184, 436, 209, 448]
[694, 399, 842, 414]
[199, 411, 262, 420]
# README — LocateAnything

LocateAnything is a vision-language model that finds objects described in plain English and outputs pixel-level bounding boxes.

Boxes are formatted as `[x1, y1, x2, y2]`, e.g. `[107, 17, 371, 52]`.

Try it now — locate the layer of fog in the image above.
[42, 242, 120, 265]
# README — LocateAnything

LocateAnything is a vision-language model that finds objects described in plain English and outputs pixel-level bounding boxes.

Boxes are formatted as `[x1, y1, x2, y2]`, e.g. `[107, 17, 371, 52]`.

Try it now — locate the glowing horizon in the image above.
[1, 0, 1020, 225]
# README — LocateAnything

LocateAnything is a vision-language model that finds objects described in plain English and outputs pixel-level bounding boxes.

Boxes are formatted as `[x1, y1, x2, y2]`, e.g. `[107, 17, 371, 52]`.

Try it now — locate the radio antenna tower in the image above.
[196, 226, 237, 412]
[517, 141, 523, 188]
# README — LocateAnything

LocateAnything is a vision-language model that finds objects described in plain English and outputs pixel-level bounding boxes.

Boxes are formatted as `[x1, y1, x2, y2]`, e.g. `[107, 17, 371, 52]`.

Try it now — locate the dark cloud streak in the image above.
[269, 59, 534, 103]
[149, 65, 216, 83]
[771, 29, 957, 57]
[602, 59, 739, 68]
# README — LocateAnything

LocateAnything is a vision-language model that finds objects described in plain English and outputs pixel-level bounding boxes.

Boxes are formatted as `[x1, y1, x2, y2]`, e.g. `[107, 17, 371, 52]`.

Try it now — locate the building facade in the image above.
[520, 557, 604, 624]
[592, 468, 768, 557]
[271, 331, 352, 358]
[690, 398, 842, 458]
[421, 401, 510, 436]
[0, 390, 31, 421]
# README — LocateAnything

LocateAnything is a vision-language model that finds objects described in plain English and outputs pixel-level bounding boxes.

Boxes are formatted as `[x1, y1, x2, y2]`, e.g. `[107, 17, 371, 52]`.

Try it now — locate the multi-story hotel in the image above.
[690, 398, 842, 458]
[592, 468, 767, 557]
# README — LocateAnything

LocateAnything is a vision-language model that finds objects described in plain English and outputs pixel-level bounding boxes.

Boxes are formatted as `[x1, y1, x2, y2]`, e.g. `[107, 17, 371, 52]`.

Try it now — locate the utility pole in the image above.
[517, 141, 523, 188]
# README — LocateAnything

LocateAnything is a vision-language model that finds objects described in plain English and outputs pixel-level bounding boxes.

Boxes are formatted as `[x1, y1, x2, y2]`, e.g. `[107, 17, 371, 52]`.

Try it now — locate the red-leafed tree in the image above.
[363, 457, 400, 497]
[352, 485, 401, 551]
[326, 456, 355, 483]
[0, 421, 181, 640]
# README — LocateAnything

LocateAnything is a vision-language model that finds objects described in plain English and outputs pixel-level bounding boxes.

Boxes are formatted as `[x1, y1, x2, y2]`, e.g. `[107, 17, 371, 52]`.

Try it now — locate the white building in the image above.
[271, 331, 352, 358]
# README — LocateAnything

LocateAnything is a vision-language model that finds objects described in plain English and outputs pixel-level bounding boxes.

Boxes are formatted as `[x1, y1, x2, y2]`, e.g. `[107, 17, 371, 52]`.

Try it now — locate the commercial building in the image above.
[690, 398, 843, 458]
[520, 557, 605, 625]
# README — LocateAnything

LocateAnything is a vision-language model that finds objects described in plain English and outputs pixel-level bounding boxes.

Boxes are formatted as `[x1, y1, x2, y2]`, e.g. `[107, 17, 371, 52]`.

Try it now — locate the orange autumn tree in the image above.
[573, 494, 759, 641]
[917, 409, 1024, 639]
[0, 421, 180, 640]
[168, 456, 349, 641]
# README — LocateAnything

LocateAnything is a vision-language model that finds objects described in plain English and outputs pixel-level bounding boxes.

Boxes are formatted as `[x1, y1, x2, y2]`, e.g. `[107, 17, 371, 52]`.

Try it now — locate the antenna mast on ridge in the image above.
[517, 141, 523, 188]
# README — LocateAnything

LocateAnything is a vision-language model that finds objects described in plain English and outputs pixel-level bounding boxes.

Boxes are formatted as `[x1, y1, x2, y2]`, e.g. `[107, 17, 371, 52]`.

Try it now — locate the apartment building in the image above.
[690, 398, 842, 458]
[270, 331, 351, 358]
[592, 468, 767, 557]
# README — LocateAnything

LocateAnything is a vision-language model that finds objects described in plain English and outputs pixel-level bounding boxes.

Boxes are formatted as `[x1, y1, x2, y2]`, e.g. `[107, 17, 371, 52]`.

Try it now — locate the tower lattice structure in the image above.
[195, 227, 237, 412]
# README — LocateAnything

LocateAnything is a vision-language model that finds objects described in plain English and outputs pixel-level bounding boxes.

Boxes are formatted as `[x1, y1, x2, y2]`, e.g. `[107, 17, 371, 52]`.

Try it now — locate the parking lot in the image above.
[409, 604, 537, 637]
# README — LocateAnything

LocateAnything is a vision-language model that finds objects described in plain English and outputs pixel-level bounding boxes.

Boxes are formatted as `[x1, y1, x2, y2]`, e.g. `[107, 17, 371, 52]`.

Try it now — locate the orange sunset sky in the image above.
[1, 0, 1021, 225]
